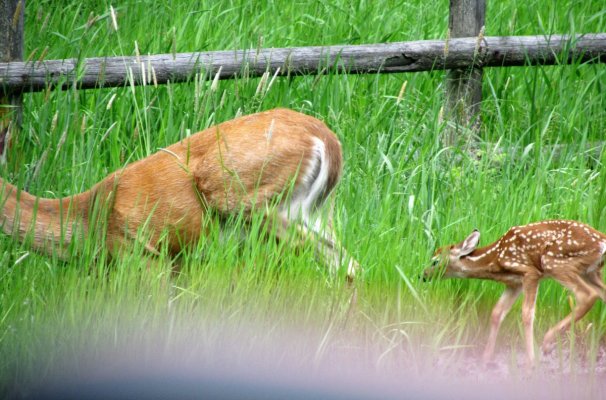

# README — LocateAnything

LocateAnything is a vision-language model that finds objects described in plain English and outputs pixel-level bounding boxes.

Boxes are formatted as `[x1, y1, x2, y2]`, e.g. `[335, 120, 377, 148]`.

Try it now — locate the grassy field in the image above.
[2, 0, 606, 395]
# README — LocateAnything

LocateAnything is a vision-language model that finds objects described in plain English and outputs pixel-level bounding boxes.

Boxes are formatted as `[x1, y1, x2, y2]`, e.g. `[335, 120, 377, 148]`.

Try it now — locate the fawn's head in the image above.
[423, 229, 480, 280]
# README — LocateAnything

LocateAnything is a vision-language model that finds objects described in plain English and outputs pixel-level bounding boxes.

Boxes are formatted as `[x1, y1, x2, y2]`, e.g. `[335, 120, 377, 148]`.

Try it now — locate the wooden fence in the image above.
[2, 35, 605, 93]
[1, 0, 605, 150]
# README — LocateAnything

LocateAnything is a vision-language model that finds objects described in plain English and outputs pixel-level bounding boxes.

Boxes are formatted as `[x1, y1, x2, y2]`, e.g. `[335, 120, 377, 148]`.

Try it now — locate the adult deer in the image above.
[424, 220, 606, 364]
[0, 108, 359, 280]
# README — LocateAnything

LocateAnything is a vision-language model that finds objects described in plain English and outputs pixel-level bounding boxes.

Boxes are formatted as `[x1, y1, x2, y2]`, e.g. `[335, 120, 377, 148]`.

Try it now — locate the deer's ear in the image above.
[459, 229, 480, 256]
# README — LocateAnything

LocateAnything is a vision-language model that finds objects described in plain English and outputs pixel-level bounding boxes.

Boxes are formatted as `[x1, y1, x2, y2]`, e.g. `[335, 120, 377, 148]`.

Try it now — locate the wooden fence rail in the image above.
[1, 34, 605, 93]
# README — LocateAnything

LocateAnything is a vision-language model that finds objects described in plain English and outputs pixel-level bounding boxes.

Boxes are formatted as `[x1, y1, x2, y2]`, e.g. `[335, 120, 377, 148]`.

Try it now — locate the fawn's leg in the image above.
[521, 276, 540, 365]
[542, 273, 600, 353]
[482, 284, 522, 363]
[582, 269, 606, 301]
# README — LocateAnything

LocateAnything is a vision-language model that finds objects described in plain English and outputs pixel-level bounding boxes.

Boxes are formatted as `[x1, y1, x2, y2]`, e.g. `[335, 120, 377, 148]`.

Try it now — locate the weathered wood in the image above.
[444, 0, 486, 145]
[0, 34, 605, 93]
[0, 0, 24, 157]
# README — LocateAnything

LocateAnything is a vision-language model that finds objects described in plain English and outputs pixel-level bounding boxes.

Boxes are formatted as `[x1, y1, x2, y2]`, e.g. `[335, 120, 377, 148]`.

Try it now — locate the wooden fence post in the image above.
[0, 0, 24, 158]
[443, 0, 485, 147]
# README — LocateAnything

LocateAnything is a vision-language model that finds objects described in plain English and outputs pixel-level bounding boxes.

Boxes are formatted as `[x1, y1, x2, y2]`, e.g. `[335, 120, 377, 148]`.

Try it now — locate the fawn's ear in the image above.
[458, 229, 480, 256]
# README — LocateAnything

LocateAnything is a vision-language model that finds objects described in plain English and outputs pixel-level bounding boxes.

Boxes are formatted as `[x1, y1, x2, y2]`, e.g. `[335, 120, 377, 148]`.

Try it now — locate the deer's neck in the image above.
[459, 242, 503, 280]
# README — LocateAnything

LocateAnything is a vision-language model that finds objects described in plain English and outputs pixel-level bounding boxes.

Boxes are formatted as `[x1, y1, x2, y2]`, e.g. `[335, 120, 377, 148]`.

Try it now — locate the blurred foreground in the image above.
[8, 313, 605, 400]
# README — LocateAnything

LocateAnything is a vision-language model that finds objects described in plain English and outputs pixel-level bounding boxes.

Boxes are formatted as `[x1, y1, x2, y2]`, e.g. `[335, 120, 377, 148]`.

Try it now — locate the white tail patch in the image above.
[277, 137, 357, 276]
[282, 137, 330, 230]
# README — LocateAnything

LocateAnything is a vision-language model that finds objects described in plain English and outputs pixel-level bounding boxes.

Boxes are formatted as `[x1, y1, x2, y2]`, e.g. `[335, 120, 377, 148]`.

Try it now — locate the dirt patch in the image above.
[434, 342, 606, 385]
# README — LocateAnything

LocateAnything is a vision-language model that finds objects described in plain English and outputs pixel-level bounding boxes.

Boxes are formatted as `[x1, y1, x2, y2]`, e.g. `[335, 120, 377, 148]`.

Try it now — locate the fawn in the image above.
[0, 108, 359, 279]
[424, 220, 606, 364]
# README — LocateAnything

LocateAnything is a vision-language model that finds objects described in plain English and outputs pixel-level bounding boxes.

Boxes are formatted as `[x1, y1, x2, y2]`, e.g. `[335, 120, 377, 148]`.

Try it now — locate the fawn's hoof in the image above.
[541, 342, 555, 356]
[481, 352, 495, 367]
[484, 360, 498, 370]
[541, 334, 556, 355]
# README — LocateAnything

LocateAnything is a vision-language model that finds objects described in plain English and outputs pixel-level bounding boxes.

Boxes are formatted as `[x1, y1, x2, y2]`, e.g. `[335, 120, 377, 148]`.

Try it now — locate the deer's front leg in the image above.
[482, 284, 522, 363]
[521, 277, 540, 365]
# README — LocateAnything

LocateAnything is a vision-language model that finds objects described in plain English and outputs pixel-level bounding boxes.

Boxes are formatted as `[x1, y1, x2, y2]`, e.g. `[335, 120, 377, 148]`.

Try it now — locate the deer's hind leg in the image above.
[582, 265, 606, 301]
[264, 209, 359, 281]
[264, 210, 359, 315]
[542, 270, 601, 353]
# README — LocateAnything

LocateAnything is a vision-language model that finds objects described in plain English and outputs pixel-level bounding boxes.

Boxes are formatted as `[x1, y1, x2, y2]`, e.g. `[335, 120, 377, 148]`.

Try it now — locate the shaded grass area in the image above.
[2, 0, 606, 394]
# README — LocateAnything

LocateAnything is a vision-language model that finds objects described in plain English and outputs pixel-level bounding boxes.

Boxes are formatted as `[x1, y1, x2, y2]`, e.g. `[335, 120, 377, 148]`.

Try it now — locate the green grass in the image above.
[2, 0, 606, 393]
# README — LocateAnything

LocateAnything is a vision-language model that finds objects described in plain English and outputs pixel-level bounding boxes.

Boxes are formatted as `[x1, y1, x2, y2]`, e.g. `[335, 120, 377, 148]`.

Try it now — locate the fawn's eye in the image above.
[431, 259, 439, 267]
